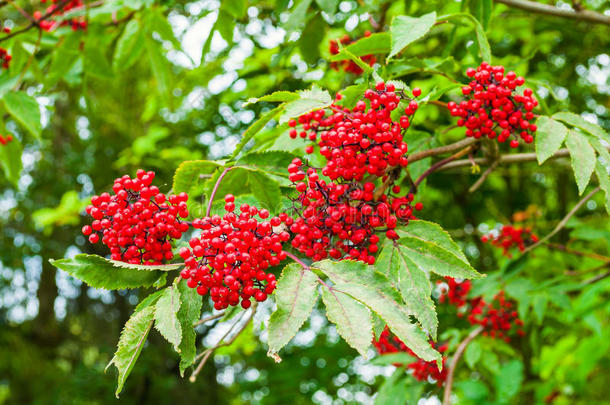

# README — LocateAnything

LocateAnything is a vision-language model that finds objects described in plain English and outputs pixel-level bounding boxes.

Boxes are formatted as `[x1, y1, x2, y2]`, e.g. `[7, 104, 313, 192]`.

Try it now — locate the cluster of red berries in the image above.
[438, 277, 471, 308]
[329, 31, 376, 74]
[179, 196, 287, 309]
[438, 277, 525, 341]
[82, 170, 190, 265]
[374, 327, 448, 385]
[0, 48, 11, 69]
[289, 82, 419, 182]
[0, 134, 14, 146]
[468, 292, 525, 341]
[448, 62, 538, 148]
[481, 224, 538, 257]
[35, 0, 87, 31]
[286, 158, 419, 264]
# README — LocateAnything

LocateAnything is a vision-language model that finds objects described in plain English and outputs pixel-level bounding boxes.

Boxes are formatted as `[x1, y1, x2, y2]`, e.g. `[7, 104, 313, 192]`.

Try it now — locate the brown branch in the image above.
[410, 144, 476, 193]
[547, 243, 610, 263]
[189, 302, 257, 382]
[494, 0, 610, 26]
[523, 187, 601, 254]
[468, 159, 500, 192]
[192, 311, 226, 327]
[442, 326, 484, 405]
[408, 138, 478, 164]
[583, 269, 610, 285]
[439, 144, 610, 170]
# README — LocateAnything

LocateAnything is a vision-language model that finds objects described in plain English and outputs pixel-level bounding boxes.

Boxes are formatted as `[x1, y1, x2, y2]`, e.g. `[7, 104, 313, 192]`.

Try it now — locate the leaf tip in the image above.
[267, 350, 282, 363]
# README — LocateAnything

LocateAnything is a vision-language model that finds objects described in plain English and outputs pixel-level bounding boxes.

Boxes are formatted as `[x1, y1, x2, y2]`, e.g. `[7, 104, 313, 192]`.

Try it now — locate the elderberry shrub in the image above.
[374, 327, 448, 386]
[448, 62, 538, 148]
[82, 170, 190, 265]
[481, 224, 538, 257]
[179, 195, 289, 310]
[329, 31, 376, 74]
[437, 276, 471, 308]
[285, 158, 419, 264]
[288, 81, 415, 182]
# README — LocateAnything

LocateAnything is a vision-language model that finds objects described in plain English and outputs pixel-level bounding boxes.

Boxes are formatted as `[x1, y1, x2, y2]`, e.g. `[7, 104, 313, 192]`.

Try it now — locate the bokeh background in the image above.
[1, 0, 610, 404]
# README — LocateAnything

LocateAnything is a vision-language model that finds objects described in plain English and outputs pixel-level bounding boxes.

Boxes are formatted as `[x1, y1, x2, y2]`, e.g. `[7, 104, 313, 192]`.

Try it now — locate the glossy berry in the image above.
[448, 62, 538, 147]
[481, 224, 538, 257]
[0, 134, 14, 145]
[285, 158, 417, 264]
[34, 0, 88, 32]
[0, 48, 11, 69]
[468, 292, 525, 341]
[289, 83, 415, 182]
[437, 276, 471, 308]
[83, 170, 190, 265]
[180, 199, 288, 309]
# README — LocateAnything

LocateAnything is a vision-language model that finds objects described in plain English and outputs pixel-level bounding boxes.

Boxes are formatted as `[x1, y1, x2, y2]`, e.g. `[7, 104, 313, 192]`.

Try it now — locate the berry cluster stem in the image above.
[205, 166, 234, 217]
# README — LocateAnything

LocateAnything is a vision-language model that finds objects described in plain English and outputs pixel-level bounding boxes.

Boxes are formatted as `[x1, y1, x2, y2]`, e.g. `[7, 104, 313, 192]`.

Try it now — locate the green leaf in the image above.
[284, 0, 313, 34]
[470, 0, 493, 29]
[337, 83, 367, 109]
[49, 254, 175, 290]
[46, 33, 82, 86]
[267, 264, 319, 356]
[154, 285, 182, 350]
[372, 311, 386, 340]
[495, 360, 523, 402]
[535, 116, 568, 164]
[107, 305, 155, 397]
[113, 19, 146, 71]
[371, 352, 414, 365]
[315, 260, 440, 363]
[442, 13, 492, 62]
[595, 161, 610, 214]
[220, 0, 247, 19]
[314, 0, 338, 14]
[173, 160, 222, 194]
[299, 14, 326, 65]
[464, 340, 482, 369]
[245, 91, 299, 105]
[331, 47, 374, 74]
[232, 105, 285, 158]
[329, 33, 391, 59]
[376, 240, 437, 337]
[146, 37, 171, 100]
[374, 369, 411, 405]
[83, 43, 113, 79]
[0, 136, 22, 185]
[280, 85, 332, 124]
[565, 130, 596, 195]
[389, 12, 436, 58]
[397, 220, 469, 263]
[396, 227, 481, 279]
[2, 91, 42, 139]
[177, 280, 203, 375]
[553, 112, 607, 140]
[320, 286, 372, 357]
[247, 171, 282, 213]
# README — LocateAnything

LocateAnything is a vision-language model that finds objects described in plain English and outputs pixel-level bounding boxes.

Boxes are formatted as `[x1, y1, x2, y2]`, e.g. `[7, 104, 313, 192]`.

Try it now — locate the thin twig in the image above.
[468, 159, 500, 193]
[408, 138, 478, 163]
[442, 326, 484, 405]
[583, 270, 610, 285]
[192, 311, 226, 327]
[205, 166, 234, 217]
[190, 302, 257, 382]
[439, 145, 610, 170]
[494, 0, 610, 26]
[547, 243, 610, 263]
[410, 144, 476, 193]
[523, 187, 601, 254]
